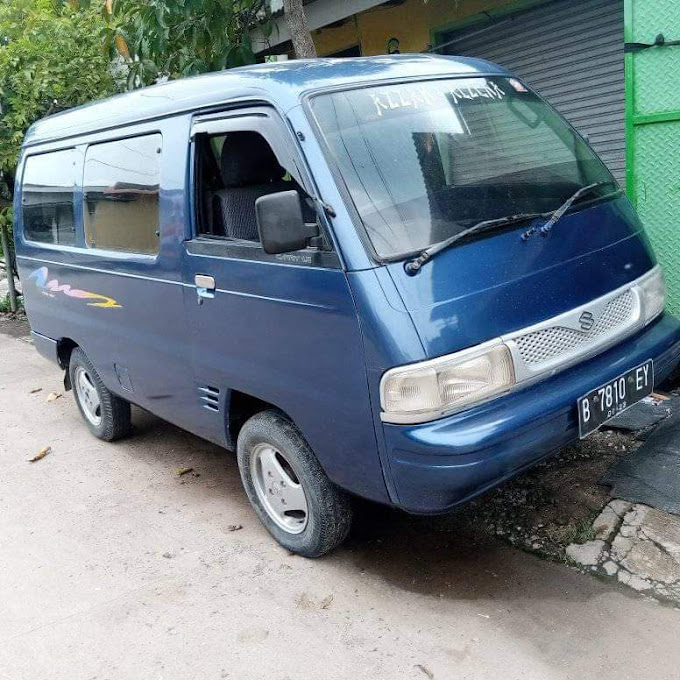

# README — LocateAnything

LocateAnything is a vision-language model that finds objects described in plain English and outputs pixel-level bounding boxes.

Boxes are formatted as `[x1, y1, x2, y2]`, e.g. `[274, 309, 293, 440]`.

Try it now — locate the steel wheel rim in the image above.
[251, 443, 308, 534]
[74, 366, 102, 427]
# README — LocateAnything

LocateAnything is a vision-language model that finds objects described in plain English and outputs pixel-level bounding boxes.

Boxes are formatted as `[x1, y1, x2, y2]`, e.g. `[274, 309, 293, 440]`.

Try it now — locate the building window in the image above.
[84, 134, 161, 254]
[22, 149, 77, 246]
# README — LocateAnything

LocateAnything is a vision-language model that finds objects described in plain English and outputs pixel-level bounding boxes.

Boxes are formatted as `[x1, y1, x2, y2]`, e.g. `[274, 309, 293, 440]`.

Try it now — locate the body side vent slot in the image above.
[198, 385, 220, 412]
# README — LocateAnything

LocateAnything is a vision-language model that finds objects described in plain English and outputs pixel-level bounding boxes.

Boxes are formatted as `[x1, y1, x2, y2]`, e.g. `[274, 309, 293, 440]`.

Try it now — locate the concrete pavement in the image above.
[1, 322, 680, 680]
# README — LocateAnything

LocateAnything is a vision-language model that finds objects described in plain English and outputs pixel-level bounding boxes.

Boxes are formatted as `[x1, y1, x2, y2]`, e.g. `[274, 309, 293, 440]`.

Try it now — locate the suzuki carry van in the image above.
[15, 56, 680, 556]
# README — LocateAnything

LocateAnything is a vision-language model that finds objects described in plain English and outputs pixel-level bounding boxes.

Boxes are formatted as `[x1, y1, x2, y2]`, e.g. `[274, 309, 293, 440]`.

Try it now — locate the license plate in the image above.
[577, 360, 654, 438]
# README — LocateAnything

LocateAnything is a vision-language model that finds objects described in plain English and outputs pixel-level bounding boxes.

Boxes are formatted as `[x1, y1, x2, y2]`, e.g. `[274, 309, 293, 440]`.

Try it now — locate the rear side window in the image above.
[84, 134, 161, 254]
[22, 150, 77, 246]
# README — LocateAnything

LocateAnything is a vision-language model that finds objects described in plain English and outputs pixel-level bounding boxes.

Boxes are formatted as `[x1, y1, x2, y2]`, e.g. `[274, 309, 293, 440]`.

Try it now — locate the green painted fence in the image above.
[625, 0, 680, 315]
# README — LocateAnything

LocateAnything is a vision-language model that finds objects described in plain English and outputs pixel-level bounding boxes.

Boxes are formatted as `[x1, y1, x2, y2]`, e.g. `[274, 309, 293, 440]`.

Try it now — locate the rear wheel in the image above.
[237, 410, 352, 557]
[69, 347, 131, 441]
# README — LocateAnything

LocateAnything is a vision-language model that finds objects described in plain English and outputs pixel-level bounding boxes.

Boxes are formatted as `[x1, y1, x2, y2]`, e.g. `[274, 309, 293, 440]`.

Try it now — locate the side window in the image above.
[195, 130, 313, 242]
[22, 150, 76, 245]
[83, 133, 161, 254]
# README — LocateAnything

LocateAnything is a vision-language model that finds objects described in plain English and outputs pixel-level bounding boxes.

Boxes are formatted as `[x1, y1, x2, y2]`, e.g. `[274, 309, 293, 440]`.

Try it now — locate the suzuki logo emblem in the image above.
[579, 311, 595, 331]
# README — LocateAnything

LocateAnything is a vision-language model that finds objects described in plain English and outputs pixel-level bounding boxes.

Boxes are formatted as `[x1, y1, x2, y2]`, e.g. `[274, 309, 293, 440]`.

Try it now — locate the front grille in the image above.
[515, 290, 635, 367]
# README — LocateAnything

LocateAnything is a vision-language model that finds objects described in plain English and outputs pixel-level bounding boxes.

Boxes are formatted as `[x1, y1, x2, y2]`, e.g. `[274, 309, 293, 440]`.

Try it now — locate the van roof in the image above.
[24, 54, 509, 146]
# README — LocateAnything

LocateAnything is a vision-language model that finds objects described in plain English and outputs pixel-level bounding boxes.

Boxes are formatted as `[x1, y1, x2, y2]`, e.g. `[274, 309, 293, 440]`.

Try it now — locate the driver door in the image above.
[180, 108, 381, 498]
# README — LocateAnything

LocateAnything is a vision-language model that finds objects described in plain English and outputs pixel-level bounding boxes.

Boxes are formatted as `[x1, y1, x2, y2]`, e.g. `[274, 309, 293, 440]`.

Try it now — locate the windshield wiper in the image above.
[523, 181, 617, 239]
[405, 212, 547, 275]
[403, 181, 620, 274]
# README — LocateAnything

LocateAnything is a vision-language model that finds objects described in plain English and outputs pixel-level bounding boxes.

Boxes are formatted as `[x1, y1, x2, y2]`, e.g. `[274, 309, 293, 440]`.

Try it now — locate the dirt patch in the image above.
[451, 392, 680, 606]
[457, 428, 641, 561]
[0, 313, 30, 338]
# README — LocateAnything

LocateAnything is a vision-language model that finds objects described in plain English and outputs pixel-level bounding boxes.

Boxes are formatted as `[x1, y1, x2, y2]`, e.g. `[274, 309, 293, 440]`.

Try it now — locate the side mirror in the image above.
[255, 190, 319, 255]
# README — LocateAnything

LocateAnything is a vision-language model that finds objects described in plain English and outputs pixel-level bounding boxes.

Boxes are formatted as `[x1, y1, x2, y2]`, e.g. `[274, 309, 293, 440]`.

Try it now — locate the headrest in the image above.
[220, 132, 285, 187]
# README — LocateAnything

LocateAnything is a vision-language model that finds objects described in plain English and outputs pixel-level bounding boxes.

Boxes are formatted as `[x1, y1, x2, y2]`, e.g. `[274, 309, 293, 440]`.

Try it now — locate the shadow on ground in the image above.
[126, 405, 633, 607]
[1, 316, 640, 609]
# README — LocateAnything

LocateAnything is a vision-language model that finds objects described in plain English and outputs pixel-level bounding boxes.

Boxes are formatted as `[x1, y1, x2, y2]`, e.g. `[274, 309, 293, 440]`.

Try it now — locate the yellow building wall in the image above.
[312, 0, 542, 57]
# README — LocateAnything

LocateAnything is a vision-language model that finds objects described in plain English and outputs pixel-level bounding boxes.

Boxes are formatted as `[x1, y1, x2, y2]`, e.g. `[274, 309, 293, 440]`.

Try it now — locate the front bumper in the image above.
[383, 313, 680, 514]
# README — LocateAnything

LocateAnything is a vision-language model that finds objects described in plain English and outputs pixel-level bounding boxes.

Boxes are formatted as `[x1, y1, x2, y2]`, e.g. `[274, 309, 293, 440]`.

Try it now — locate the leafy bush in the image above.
[0, 0, 122, 214]
[112, 0, 274, 87]
[0, 292, 23, 314]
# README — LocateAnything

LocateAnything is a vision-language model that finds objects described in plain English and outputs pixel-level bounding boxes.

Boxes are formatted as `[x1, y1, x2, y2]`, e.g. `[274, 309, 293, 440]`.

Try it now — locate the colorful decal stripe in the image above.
[29, 266, 122, 308]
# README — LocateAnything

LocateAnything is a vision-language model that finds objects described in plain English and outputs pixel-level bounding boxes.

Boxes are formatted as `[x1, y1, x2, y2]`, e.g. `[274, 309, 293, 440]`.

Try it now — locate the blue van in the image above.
[14, 55, 680, 556]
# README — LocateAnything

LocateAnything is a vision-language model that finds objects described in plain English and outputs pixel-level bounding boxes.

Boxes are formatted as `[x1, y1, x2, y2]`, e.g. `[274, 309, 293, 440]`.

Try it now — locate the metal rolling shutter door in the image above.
[444, 0, 625, 186]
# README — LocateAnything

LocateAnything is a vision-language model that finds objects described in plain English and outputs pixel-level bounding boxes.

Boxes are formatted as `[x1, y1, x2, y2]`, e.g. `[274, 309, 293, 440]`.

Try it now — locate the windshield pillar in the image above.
[287, 105, 376, 271]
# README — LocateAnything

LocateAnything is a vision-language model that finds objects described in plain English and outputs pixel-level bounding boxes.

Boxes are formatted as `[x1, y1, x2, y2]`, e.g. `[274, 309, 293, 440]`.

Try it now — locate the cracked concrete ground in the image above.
[3, 321, 680, 680]
[567, 502, 680, 602]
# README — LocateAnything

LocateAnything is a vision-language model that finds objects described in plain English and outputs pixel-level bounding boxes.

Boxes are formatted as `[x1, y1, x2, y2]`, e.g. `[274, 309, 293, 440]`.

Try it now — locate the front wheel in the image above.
[69, 347, 131, 441]
[237, 410, 352, 557]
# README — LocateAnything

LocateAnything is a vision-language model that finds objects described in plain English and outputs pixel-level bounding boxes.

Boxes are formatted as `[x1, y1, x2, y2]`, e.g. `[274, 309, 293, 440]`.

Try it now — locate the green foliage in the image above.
[0, 0, 121, 223]
[565, 518, 596, 546]
[112, 0, 274, 87]
[0, 292, 24, 314]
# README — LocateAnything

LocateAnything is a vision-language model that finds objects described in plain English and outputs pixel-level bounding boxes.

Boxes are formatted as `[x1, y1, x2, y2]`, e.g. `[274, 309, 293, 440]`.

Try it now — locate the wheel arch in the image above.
[225, 389, 293, 451]
[57, 337, 79, 390]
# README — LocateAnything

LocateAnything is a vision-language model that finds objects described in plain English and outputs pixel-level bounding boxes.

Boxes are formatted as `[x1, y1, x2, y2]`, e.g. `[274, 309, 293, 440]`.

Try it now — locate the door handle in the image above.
[195, 274, 215, 304]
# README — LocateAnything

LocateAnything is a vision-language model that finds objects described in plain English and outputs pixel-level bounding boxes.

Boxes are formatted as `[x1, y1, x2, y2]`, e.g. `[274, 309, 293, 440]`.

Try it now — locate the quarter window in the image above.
[22, 150, 77, 246]
[84, 134, 161, 254]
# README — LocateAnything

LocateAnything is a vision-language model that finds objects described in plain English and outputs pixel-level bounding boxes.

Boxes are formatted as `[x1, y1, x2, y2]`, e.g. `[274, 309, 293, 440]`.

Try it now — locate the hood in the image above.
[386, 196, 656, 359]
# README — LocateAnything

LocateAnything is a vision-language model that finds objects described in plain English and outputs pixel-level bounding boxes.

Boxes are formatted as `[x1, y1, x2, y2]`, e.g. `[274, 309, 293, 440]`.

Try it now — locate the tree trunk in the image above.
[0, 224, 18, 313]
[283, 0, 317, 58]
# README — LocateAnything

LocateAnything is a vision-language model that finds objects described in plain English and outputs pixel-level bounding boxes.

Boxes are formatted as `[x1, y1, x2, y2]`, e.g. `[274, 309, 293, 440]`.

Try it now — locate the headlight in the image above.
[638, 266, 666, 324]
[380, 341, 516, 424]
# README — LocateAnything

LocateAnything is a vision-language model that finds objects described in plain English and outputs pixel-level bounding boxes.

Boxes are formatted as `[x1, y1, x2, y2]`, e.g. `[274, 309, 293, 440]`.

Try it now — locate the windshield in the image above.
[310, 77, 617, 259]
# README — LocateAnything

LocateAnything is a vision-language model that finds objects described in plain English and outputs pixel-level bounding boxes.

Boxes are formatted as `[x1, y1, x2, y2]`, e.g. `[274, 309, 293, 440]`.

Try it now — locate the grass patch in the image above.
[565, 517, 596, 545]
[0, 293, 23, 314]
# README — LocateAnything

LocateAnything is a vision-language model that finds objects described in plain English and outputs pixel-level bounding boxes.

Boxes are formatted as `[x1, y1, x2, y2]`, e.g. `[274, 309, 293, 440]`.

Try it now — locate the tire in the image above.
[237, 410, 352, 557]
[69, 347, 132, 441]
